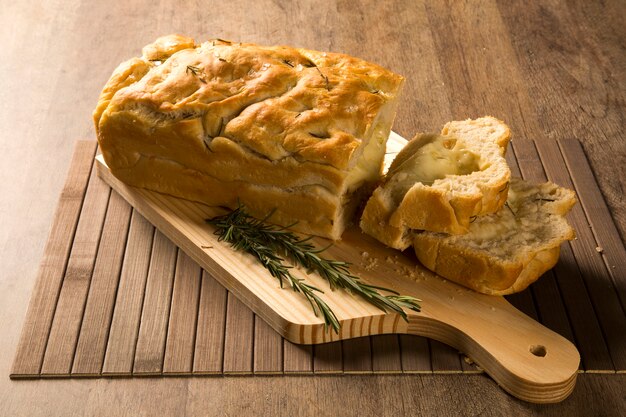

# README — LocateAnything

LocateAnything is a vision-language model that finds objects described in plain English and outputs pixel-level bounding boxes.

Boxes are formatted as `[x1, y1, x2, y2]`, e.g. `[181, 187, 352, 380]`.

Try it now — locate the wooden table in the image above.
[1, 0, 624, 415]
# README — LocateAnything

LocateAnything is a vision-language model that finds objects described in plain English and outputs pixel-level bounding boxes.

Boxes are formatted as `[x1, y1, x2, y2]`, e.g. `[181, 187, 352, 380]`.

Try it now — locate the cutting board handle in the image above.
[406, 294, 579, 403]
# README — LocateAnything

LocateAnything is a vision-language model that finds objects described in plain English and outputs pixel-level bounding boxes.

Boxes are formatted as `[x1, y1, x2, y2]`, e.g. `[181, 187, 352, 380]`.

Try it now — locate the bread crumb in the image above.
[596, 246, 604, 253]
[363, 256, 379, 271]
[463, 356, 475, 365]
[361, 251, 369, 258]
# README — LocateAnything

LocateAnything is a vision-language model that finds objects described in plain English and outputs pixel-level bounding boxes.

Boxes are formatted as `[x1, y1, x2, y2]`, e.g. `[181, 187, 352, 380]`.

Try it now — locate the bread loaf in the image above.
[413, 177, 576, 295]
[94, 35, 404, 240]
[360, 117, 511, 249]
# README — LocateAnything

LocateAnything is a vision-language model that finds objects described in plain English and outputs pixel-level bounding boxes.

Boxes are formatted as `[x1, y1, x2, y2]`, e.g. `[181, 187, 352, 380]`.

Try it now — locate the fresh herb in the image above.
[535, 198, 556, 202]
[149, 57, 167, 65]
[202, 137, 212, 151]
[504, 201, 516, 217]
[313, 66, 330, 90]
[206, 205, 421, 333]
[186, 65, 202, 75]
[282, 59, 295, 68]
[186, 65, 207, 83]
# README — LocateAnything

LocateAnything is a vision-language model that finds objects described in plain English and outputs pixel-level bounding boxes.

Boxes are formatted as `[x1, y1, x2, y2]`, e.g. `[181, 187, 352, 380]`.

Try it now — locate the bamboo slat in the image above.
[283, 341, 313, 374]
[72, 191, 132, 375]
[253, 318, 283, 374]
[102, 212, 154, 375]
[163, 251, 202, 374]
[399, 335, 432, 373]
[371, 335, 402, 373]
[12, 136, 626, 403]
[222, 293, 254, 374]
[192, 271, 228, 374]
[132, 231, 177, 375]
[40, 160, 111, 376]
[11, 141, 96, 377]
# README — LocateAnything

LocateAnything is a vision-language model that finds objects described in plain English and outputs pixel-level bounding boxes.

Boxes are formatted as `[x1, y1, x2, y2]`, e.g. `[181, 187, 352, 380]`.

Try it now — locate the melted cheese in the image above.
[344, 120, 389, 192]
[390, 135, 480, 198]
[468, 212, 518, 241]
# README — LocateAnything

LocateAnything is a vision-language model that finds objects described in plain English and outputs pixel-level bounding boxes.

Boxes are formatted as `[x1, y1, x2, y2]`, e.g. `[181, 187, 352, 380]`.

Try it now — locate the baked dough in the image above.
[360, 117, 511, 249]
[413, 177, 576, 295]
[94, 35, 404, 239]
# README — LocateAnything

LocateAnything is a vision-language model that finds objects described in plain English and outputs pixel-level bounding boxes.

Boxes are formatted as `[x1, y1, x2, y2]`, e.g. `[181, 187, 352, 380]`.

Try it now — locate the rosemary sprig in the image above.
[186, 65, 207, 83]
[186, 65, 202, 75]
[504, 201, 516, 217]
[206, 205, 421, 333]
[207, 207, 339, 331]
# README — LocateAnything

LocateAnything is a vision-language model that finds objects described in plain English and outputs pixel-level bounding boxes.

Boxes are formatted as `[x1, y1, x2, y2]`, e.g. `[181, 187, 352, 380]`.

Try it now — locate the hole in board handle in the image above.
[530, 345, 547, 357]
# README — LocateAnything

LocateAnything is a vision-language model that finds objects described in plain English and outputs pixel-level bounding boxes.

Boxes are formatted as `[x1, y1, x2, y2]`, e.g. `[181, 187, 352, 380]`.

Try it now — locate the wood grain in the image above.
[558, 139, 626, 313]
[342, 337, 373, 374]
[133, 231, 177, 374]
[222, 293, 254, 374]
[40, 160, 111, 376]
[192, 271, 228, 374]
[399, 335, 432, 373]
[283, 340, 313, 374]
[95, 151, 582, 403]
[2, 0, 625, 414]
[533, 135, 626, 371]
[253, 317, 283, 374]
[313, 341, 343, 374]
[102, 211, 154, 375]
[371, 335, 402, 373]
[163, 250, 202, 374]
[72, 190, 132, 375]
[10, 141, 97, 377]
[496, 0, 626, 243]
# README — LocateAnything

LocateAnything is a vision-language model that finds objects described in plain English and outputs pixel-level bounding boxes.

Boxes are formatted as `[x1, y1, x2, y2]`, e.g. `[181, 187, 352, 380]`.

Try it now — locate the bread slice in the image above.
[413, 177, 576, 295]
[94, 35, 404, 240]
[360, 117, 511, 249]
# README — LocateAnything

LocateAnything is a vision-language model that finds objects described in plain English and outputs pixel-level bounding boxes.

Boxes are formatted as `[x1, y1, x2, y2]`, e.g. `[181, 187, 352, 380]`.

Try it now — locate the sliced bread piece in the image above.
[360, 116, 511, 249]
[413, 177, 576, 295]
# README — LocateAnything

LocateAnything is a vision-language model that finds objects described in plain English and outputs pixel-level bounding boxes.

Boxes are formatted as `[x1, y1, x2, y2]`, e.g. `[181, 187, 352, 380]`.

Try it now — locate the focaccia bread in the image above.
[94, 34, 404, 239]
[413, 177, 576, 295]
[360, 117, 511, 249]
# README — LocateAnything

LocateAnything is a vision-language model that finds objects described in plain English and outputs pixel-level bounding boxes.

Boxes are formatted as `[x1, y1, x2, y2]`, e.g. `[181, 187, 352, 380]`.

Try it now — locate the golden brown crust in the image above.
[392, 118, 511, 235]
[412, 178, 576, 295]
[95, 35, 404, 239]
[413, 234, 562, 295]
[357, 186, 410, 249]
[360, 117, 511, 249]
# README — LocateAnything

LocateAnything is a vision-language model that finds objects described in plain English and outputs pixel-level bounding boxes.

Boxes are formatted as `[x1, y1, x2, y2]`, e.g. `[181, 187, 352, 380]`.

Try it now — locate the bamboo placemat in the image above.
[11, 136, 626, 378]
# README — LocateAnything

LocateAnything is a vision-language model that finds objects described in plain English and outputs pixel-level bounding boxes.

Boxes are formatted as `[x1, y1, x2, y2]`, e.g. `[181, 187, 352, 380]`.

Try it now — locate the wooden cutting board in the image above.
[94, 132, 579, 404]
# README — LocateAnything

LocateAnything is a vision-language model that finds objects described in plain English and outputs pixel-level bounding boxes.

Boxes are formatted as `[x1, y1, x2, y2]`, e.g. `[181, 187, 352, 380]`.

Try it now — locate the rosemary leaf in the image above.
[206, 205, 421, 332]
